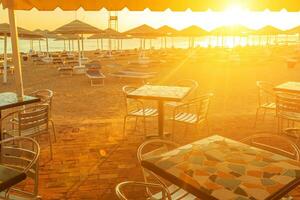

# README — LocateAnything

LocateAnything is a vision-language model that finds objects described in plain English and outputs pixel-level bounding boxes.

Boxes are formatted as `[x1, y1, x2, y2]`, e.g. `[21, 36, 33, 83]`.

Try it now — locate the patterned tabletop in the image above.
[127, 85, 191, 102]
[0, 165, 26, 192]
[0, 92, 39, 111]
[274, 82, 300, 94]
[141, 135, 300, 200]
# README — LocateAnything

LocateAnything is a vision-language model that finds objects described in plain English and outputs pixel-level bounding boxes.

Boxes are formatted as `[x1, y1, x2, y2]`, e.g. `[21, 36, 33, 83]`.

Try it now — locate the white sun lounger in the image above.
[109, 71, 155, 82]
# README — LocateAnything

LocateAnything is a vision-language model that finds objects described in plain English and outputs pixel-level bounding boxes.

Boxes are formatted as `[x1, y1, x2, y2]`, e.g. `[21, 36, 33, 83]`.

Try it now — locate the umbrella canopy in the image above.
[177, 25, 208, 37]
[55, 34, 81, 40]
[157, 25, 178, 36]
[1, 0, 300, 11]
[0, 23, 42, 38]
[88, 28, 126, 39]
[210, 25, 253, 36]
[33, 29, 58, 38]
[53, 20, 101, 34]
[124, 24, 160, 38]
[255, 25, 283, 35]
[286, 26, 300, 34]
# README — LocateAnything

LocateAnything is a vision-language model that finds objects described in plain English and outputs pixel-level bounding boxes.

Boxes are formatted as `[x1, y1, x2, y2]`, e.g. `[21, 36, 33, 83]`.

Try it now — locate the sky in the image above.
[1, 7, 300, 32]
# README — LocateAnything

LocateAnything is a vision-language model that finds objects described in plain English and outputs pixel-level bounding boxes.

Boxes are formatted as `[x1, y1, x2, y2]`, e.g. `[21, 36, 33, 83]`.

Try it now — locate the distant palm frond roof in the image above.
[177, 25, 208, 37]
[124, 24, 160, 38]
[255, 26, 283, 35]
[53, 20, 102, 34]
[157, 25, 178, 36]
[55, 34, 81, 40]
[210, 25, 253, 35]
[33, 29, 58, 38]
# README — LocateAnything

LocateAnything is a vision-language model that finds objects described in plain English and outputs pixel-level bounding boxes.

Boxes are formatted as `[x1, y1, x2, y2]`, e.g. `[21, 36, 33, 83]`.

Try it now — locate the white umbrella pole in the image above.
[63, 40, 66, 51]
[97, 39, 99, 50]
[38, 40, 41, 52]
[164, 37, 167, 48]
[101, 38, 103, 50]
[3, 34, 7, 83]
[109, 38, 112, 55]
[72, 40, 74, 51]
[81, 34, 84, 58]
[68, 40, 71, 52]
[77, 39, 81, 67]
[8, 9, 24, 97]
[46, 37, 49, 57]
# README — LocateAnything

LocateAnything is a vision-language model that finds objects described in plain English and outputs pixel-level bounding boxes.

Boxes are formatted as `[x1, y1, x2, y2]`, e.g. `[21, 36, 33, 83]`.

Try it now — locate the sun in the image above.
[223, 5, 247, 25]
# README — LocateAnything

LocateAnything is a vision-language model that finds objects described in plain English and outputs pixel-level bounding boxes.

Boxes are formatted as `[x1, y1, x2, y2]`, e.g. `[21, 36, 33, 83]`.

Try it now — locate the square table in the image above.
[141, 135, 300, 200]
[0, 165, 26, 192]
[274, 82, 300, 94]
[127, 85, 191, 138]
[0, 92, 40, 140]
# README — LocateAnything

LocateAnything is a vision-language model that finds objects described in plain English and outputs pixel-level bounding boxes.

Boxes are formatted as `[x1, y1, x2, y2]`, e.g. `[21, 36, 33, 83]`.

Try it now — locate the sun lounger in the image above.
[86, 69, 105, 86]
[58, 66, 73, 76]
[109, 71, 155, 82]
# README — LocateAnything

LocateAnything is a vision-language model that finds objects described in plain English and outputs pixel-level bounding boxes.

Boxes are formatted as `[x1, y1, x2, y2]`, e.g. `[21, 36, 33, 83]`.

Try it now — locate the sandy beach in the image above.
[1, 46, 300, 199]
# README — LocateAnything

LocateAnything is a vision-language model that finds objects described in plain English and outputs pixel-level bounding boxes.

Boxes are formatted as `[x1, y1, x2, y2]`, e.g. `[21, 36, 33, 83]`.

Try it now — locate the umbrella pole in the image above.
[101, 38, 103, 51]
[46, 37, 49, 57]
[8, 9, 24, 97]
[97, 39, 99, 50]
[39, 39, 41, 52]
[165, 37, 167, 49]
[72, 40, 74, 51]
[68, 40, 71, 52]
[81, 34, 84, 58]
[3, 34, 7, 83]
[63, 40, 66, 51]
[171, 37, 174, 48]
[109, 38, 112, 56]
[77, 39, 81, 67]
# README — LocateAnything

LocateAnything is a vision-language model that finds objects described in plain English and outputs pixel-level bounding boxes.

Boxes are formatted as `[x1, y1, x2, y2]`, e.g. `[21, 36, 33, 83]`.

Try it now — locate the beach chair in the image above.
[86, 68, 105, 86]
[0, 136, 40, 200]
[57, 65, 73, 76]
[109, 71, 155, 83]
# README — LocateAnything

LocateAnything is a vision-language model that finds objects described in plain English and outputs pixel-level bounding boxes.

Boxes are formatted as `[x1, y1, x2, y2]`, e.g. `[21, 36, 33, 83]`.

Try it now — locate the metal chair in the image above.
[29, 89, 56, 142]
[0, 136, 41, 200]
[1, 104, 53, 159]
[122, 85, 158, 138]
[171, 93, 213, 138]
[254, 81, 276, 127]
[240, 133, 300, 161]
[137, 139, 196, 199]
[115, 181, 171, 200]
[276, 92, 300, 135]
[165, 79, 199, 108]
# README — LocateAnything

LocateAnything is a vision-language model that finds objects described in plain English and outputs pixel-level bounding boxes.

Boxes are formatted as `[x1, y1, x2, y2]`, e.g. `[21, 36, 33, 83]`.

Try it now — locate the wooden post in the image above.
[46, 37, 49, 57]
[8, 9, 24, 97]
[96, 39, 99, 50]
[77, 39, 81, 67]
[3, 34, 7, 83]
[81, 34, 84, 57]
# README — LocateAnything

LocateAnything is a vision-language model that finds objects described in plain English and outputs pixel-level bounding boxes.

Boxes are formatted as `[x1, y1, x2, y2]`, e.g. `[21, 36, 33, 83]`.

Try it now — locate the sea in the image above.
[0, 35, 299, 54]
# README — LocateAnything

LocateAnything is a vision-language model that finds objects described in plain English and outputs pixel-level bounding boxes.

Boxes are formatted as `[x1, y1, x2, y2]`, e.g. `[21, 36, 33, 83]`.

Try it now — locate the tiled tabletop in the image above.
[0, 92, 39, 110]
[127, 85, 191, 102]
[141, 135, 300, 200]
[274, 82, 300, 94]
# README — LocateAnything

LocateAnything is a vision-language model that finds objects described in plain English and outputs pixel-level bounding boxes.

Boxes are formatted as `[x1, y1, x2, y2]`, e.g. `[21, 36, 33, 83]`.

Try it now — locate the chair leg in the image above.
[254, 107, 260, 128]
[48, 132, 53, 160]
[122, 116, 128, 139]
[143, 117, 147, 136]
[49, 120, 56, 142]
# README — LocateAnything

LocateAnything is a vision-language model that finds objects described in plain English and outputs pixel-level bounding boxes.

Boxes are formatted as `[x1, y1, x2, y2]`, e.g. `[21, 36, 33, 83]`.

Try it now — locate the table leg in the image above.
[158, 100, 164, 138]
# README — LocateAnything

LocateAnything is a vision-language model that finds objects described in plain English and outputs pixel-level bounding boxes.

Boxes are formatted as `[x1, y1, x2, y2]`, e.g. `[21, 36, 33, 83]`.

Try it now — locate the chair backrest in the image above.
[115, 181, 171, 200]
[276, 92, 300, 120]
[256, 81, 275, 106]
[122, 85, 140, 114]
[18, 105, 49, 136]
[0, 136, 40, 198]
[240, 133, 300, 161]
[175, 79, 199, 99]
[29, 89, 53, 116]
[181, 93, 213, 123]
[137, 139, 179, 196]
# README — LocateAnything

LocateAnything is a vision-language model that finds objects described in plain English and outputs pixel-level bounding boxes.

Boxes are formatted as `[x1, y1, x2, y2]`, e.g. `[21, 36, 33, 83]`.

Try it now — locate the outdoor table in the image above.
[274, 81, 300, 94]
[0, 165, 26, 192]
[0, 92, 40, 140]
[141, 135, 300, 200]
[127, 85, 191, 138]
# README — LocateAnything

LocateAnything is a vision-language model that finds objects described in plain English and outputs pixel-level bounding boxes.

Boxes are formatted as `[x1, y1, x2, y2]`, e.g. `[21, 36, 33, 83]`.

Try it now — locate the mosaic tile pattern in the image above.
[143, 135, 300, 200]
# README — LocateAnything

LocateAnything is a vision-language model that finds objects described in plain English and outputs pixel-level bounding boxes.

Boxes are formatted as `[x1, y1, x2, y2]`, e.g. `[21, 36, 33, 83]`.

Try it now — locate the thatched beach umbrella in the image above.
[89, 28, 125, 52]
[177, 25, 208, 48]
[53, 20, 102, 66]
[2, 0, 300, 97]
[255, 25, 283, 45]
[157, 25, 178, 48]
[210, 25, 253, 47]
[124, 24, 160, 50]
[0, 23, 41, 83]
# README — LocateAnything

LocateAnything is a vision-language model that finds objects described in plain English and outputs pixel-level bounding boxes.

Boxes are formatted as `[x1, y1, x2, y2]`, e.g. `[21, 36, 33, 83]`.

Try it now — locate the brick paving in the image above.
[34, 114, 300, 200]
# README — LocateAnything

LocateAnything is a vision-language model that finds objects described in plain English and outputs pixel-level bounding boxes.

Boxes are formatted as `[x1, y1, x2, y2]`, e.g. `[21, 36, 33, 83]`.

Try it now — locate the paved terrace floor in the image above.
[32, 115, 300, 200]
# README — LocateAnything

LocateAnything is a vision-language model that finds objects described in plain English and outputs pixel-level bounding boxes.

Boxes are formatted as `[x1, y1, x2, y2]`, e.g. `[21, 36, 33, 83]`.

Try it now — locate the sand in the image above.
[1, 46, 300, 199]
